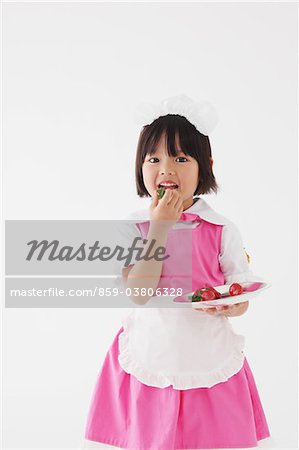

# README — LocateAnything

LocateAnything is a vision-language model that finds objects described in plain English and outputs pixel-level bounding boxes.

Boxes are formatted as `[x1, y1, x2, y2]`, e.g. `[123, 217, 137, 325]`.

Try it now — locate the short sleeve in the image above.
[219, 222, 265, 284]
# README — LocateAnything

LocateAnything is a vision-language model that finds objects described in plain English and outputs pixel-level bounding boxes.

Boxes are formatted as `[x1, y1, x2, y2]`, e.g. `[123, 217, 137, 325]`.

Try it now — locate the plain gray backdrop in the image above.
[2, 2, 298, 449]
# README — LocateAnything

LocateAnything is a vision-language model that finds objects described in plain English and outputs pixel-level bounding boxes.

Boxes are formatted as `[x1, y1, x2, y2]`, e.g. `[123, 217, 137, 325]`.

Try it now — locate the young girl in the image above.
[81, 95, 275, 450]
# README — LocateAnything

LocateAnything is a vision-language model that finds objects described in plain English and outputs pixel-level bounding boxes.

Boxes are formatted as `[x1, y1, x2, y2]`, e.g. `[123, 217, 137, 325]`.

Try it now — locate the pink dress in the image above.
[83, 207, 272, 449]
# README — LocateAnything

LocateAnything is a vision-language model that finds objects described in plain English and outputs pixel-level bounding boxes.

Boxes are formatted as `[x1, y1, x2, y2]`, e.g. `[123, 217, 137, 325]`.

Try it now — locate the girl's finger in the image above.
[178, 203, 184, 215]
[167, 188, 178, 205]
[173, 194, 183, 209]
[205, 308, 216, 314]
[151, 190, 159, 208]
[158, 188, 171, 206]
[172, 192, 183, 211]
[163, 189, 174, 204]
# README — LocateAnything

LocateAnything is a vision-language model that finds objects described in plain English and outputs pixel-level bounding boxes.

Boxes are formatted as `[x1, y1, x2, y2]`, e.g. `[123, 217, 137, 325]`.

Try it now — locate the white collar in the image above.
[126, 197, 231, 227]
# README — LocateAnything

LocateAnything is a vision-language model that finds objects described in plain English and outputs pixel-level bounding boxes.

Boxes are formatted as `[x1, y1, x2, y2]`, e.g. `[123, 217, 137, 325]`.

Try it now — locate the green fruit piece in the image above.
[157, 187, 166, 200]
[191, 290, 203, 302]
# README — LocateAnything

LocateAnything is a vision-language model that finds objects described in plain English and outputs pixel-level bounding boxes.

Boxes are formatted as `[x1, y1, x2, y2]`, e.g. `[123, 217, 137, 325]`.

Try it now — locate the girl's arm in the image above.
[122, 222, 170, 305]
[204, 221, 265, 317]
[122, 189, 183, 305]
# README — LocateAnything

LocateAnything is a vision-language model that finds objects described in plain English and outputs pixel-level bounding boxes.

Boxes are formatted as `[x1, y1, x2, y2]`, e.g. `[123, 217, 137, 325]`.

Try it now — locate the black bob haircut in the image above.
[135, 114, 219, 198]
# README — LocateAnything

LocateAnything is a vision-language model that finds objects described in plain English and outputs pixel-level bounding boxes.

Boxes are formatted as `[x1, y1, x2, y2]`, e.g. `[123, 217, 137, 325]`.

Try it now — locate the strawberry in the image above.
[190, 290, 203, 302]
[229, 283, 243, 296]
[201, 290, 216, 301]
[191, 287, 217, 302]
[206, 287, 222, 299]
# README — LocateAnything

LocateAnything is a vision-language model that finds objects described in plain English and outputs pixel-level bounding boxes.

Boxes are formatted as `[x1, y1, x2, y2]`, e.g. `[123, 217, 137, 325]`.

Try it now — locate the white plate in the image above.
[172, 282, 271, 309]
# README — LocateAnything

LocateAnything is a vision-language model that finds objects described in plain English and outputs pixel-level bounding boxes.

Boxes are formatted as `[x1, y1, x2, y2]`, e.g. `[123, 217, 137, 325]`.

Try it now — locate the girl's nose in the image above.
[160, 169, 176, 175]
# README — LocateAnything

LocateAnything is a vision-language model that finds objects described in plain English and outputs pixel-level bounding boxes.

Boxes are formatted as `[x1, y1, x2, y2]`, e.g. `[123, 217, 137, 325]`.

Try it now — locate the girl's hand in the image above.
[194, 301, 249, 317]
[149, 189, 184, 228]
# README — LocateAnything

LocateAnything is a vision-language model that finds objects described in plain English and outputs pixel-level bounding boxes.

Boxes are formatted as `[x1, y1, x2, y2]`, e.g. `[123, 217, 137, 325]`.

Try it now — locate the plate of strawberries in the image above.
[173, 281, 270, 309]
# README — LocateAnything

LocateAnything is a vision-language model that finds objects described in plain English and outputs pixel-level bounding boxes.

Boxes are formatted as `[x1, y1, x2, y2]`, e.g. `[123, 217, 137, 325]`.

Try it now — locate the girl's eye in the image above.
[147, 157, 188, 163]
[176, 157, 188, 162]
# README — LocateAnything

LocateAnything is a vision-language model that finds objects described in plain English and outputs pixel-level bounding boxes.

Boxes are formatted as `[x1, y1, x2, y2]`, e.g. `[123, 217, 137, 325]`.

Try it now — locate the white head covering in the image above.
[133, 93, 219, 136]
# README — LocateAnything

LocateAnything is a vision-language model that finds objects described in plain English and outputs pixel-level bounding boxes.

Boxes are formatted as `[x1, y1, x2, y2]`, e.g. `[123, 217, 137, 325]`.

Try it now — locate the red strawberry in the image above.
[206, 287, 222, 299]
[191, 288, 215, 302]
[201, 290, 216, 301]
[229, 283, 243, 296]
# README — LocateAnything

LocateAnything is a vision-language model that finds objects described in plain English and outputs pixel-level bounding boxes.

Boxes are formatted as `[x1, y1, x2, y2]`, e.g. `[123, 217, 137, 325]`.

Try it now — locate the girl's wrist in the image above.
[149, 221, 171, 236]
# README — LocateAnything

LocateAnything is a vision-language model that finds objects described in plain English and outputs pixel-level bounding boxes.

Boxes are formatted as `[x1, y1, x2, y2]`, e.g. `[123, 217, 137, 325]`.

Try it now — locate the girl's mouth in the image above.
[157, 183, 179, 190]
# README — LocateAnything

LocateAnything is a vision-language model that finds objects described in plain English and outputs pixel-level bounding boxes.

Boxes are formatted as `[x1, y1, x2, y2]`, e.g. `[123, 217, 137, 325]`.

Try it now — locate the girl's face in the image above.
[142, 132, 199, 211]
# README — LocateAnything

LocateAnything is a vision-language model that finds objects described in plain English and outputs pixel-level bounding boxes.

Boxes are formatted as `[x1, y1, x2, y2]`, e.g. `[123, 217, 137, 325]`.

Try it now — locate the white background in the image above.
[2, 2, 298, 449]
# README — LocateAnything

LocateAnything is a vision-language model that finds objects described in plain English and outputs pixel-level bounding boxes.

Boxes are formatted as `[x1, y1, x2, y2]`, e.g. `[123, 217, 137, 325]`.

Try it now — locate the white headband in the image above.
[133, 94, 219, 136]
